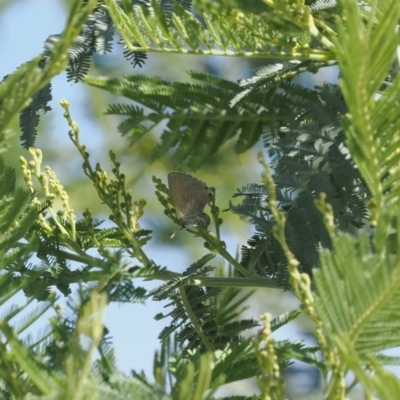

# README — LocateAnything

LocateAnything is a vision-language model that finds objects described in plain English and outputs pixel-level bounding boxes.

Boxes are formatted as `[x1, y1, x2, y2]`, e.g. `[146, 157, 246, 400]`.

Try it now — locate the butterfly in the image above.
[168, 171, 212, 229]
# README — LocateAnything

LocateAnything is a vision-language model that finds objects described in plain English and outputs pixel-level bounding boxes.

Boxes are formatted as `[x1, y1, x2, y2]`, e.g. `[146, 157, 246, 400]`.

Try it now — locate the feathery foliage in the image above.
[151, 255, 259, 353]
[232, 82, 369, 283]
[1, 0, 400, 398]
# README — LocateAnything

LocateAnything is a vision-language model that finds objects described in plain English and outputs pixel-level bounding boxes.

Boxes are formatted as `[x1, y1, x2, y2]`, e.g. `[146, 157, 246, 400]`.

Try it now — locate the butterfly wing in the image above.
[168, 172, 211, 221]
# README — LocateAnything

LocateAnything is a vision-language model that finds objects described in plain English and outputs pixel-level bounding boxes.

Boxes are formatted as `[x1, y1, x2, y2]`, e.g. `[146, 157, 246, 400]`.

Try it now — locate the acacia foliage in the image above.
[0, 0, 400, 399]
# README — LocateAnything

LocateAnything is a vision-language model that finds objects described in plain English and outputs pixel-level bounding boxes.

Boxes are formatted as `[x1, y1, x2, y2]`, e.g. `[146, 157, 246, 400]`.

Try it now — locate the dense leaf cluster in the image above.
[1, 0, 400, 399]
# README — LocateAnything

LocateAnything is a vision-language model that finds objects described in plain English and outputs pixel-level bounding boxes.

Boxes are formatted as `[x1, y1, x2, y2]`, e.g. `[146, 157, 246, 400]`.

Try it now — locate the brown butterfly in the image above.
[168, 171, 212, 229]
